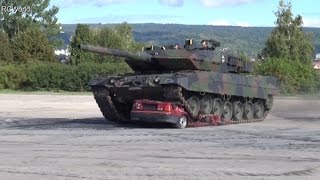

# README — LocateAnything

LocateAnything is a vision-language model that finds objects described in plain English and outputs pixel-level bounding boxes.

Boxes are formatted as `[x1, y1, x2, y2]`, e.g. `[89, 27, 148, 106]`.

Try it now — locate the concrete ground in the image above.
[0, 94, 320, 180]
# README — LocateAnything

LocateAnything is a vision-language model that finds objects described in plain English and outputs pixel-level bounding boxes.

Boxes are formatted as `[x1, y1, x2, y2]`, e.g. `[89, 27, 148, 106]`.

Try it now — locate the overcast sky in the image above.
[51, 0, 320, 27]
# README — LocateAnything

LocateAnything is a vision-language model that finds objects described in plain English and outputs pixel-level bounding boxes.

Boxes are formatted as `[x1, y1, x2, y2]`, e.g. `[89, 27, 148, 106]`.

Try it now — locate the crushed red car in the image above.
[131, 99, 189, 128]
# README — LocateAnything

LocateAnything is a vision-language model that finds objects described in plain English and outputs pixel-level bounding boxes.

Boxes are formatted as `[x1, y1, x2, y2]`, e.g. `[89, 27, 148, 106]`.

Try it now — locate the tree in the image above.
[69, 24, 95, 65]
[11, 27, 55, 63]
[92, 22, 143, 63]
[95, 22, 137, 51]
[0, 0, 61, 46]
[258, 0, 318, 94]
[69, 22, 143, 65]
[262, 0, 314, 64]
[0, 30, 13, 63]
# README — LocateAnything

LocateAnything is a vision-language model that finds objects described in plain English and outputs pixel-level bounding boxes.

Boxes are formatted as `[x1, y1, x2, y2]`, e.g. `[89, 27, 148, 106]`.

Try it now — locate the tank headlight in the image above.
[154, 77, 160, 83]
[109, 79, 115, 84]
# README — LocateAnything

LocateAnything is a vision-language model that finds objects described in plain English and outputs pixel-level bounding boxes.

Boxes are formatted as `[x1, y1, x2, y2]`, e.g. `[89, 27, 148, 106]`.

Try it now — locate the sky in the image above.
[50, 0, 320, 27]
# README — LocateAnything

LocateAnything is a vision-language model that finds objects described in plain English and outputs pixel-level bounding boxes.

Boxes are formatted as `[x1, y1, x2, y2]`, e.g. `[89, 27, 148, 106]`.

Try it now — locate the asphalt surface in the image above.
[0, 94, 320, 180]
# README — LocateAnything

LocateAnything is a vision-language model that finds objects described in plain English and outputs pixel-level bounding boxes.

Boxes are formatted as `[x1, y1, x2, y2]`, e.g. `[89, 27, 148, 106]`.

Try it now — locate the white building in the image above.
[54, 49, 70, 56]
[54, 49, 70, 63]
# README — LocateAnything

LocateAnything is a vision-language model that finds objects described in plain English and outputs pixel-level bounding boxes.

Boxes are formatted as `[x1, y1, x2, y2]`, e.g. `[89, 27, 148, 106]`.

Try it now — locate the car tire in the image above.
[176, 115, 188, 129]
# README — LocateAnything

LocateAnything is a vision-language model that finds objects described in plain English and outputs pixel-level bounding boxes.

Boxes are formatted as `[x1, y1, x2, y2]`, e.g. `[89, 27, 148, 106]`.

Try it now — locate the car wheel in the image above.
[176, 115, 188, 129]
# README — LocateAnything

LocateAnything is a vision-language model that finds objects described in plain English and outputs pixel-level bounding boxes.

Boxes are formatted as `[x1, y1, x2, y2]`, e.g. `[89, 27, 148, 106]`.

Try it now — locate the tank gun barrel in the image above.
[78, 44, 152, 61]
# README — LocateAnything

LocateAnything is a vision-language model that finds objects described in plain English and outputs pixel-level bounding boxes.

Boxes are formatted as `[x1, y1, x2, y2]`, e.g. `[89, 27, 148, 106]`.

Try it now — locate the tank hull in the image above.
[90, 71, 278, 100]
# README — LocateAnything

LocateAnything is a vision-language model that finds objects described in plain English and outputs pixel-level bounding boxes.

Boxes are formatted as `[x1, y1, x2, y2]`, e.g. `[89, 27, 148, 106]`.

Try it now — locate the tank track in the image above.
[163, 85, 272, 125]
[91, 86, 126, 122]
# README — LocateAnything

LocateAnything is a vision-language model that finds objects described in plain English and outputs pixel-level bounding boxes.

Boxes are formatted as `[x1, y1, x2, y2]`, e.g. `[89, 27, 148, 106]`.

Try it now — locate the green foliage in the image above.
[69, 24, 95, 65]
[93, 22, 143, 51]
[256, 58, 320, 94]
[0, 1, 61, 64]
[0, 64, 25, 89]
[262, 0, 314, 64]
[1, 22, 140, 91]
[238, 51, 250, 62]
[69, 22, 140, 71]
[0, 62, 130, 91]
[0, 0, 61, 47]
[257, 0, 319, 94]
[11, 27, 55, 63]
[0, 30, 13, 63]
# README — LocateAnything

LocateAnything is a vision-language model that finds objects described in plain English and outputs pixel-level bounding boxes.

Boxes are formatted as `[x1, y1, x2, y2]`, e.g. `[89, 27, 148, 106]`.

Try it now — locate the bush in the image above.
[0, 64, 25, 89]
[0, 61, 131, 91]
[11, 27, 56, 63]
[0, 31, 13, 64]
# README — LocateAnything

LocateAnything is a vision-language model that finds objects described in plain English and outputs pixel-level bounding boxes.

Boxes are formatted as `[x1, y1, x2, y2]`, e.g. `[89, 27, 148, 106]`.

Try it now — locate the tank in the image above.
[79, 39, 279, 125]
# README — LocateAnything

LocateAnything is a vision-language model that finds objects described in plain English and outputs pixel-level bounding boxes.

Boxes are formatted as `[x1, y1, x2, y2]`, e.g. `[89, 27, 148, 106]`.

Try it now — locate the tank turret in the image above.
[78, 39, 253, 73]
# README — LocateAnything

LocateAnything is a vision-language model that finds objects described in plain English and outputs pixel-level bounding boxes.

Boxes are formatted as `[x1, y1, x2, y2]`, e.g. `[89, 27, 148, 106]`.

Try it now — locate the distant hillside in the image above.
[60, 23, 320, 57]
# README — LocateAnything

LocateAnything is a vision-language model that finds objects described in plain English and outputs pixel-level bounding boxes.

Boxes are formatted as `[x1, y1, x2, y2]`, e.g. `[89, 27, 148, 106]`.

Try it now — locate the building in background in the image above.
[54, 49, 70, 63]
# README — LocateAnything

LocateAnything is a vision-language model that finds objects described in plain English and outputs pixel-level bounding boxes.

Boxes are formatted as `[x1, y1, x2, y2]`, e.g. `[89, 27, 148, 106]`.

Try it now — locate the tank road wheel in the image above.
[212, 98, 223, 116]
[200, 95, 213, 114]
[243, 102, 254, 120]
[176, 115, 188, 129]
[253, 100, 265, 119]
[222, 101, 233, 121]
[232, 101, 244, 121]
[186, 96, 200, 118]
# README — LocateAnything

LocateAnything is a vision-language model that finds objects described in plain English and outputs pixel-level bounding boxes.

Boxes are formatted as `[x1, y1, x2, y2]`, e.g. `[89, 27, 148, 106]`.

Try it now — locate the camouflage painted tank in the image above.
[79, 39, 279, 126]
